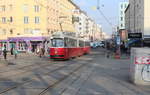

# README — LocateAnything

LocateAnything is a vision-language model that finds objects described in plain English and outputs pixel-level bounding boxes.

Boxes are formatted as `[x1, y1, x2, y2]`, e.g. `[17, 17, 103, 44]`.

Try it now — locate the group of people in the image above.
[120, 42, 128, 54]
[0, 45, 18, 60]
[106, 42, 116, 58]
[106, 41, 128, 58]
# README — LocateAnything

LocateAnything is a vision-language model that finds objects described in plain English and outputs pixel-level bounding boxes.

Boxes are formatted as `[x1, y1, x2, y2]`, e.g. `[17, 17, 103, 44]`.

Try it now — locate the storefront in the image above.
[8, 37, 47, 53]
[0, 40, 8, 51]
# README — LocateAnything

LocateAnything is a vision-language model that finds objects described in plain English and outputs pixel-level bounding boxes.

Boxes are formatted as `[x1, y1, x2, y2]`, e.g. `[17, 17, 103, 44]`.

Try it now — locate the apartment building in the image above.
[125, 0, 150, 45]
[73, 10, 88, 38]
[125, 5, 130, 32]
[119, 2, 129, 29]
[0, 0, 76, 52]
[73, 9, 103, 41]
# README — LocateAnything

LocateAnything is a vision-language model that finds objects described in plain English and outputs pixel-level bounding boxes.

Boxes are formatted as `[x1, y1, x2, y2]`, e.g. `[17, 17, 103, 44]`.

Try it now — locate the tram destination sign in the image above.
[128, 33, 142, 38]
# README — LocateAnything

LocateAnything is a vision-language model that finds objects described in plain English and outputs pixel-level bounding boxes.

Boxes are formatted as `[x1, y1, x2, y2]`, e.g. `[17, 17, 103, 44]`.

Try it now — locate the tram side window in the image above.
[85, 42, 90, 46]
[79, 40, 84, 47]
[64, 38, 68, 47]
[66, 38, 77, 47]
[70, 39, 77, 47]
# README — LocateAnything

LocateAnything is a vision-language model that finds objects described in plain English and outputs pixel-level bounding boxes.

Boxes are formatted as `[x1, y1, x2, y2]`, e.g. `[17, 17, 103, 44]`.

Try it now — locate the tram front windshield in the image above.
[51, 38, 64, 47]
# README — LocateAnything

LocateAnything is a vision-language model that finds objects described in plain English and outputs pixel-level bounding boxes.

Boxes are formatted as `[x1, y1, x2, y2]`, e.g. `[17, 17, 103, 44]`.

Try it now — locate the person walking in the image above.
[39, 48, 43, 58]
[10, 48, 14, 55]
[42, 48, 45, 56]
[3, 48, 7, 60]
[14, 48, 18, 59]
[106, 42, 110, 58]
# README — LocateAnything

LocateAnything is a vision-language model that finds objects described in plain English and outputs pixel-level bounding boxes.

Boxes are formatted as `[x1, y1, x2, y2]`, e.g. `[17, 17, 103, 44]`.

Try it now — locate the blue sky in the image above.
[73, 0, 128, 35]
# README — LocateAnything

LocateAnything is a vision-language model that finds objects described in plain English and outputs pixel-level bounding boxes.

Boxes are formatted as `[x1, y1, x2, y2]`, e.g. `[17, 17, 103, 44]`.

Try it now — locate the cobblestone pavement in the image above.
[0, 48, 149, 95]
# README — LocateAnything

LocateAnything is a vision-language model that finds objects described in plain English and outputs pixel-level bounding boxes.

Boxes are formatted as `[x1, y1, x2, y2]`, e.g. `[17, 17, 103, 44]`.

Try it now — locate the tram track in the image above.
[0, 59, 83, 94]
[0, 64, 69, 94]
[38, 63, 88, 95]
[0, 58, 66, 79]
[0, 63, 54, 79]
[0, 51, 94, 94]
[0, 63, 42, 73]
[0, 59, 55, 74]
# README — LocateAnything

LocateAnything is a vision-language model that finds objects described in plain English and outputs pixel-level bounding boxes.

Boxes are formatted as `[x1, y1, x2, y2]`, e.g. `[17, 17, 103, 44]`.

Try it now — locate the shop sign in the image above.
[116, 36, 121, 45]
[128, 33, 142, 38]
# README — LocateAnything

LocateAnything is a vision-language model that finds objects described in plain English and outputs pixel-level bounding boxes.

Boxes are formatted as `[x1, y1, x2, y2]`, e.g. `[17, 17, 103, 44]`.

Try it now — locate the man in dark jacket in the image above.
[3, 48, 7, 60]
[10, 48, 13, 55]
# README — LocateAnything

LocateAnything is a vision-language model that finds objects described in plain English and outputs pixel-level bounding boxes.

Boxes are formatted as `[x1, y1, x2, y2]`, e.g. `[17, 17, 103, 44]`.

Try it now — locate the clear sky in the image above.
[73, 0, 128, 35]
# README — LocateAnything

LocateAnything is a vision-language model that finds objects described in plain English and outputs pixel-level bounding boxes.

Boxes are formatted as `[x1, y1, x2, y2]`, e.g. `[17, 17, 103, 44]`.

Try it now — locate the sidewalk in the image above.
[0, 52, 39, 66]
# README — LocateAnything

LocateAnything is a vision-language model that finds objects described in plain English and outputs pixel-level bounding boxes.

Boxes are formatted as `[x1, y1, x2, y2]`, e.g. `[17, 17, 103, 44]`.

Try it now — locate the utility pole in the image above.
[59, 16, 68, 32]
[59, 22, 63, 32]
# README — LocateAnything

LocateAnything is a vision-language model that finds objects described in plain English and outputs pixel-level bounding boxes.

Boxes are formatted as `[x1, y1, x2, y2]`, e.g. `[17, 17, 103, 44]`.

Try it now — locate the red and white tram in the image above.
[48, 32, 90, 60]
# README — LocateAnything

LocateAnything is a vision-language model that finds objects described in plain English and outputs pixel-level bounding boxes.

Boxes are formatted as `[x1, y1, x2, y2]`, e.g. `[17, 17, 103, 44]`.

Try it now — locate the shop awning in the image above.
[127, 39, 141, 47]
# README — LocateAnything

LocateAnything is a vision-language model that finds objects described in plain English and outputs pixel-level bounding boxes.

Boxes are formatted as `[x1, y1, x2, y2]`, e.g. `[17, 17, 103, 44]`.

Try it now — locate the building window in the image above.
[121, 4, 123, 9]
[2, 17, 6, 23]
[121, 11, 123, 15]
[24, 28, 32, 34]
[2, 5, 5, 12]
[121, 24, 123, 27]
[120, 17, 123, 21]
[34, 5, 40, 12]
[33, 29, 40, 34]
[24, 16, 29, 24]
[125, 4, 127, 8]
[23, 4, 28, 13]
[2, 29, 6, 35]
[9, 4, 13, 11]
[35, 17, 40, 24]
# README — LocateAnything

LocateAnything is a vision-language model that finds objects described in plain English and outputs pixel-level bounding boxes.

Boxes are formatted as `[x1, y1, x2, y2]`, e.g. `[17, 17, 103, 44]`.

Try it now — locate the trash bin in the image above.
[130, 48, 150, 85]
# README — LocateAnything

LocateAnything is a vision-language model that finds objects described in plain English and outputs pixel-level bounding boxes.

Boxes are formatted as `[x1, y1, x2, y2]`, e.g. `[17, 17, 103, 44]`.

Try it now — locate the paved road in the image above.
[0, 48, 149, 95]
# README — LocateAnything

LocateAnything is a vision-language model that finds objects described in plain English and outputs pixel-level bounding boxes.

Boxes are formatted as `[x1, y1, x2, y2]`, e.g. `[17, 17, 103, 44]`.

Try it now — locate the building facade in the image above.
[125, 5, 130, 33]
[73, 9, 103, 42]
[0, 0, 76, 52]
[119, 2, 129, 29]
[125, 0, 150, 46]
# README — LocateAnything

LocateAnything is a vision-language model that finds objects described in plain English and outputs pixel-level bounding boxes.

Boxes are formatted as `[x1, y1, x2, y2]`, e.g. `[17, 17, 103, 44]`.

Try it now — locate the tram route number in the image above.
[135, 56, 150, 64]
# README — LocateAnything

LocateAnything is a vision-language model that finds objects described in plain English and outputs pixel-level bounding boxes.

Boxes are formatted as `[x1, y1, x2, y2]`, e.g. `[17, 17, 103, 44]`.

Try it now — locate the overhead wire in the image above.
[96, 0, 113, 27]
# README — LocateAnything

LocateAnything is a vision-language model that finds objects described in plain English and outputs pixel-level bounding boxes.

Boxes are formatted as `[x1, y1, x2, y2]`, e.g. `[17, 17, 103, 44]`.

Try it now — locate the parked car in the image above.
[90, 42, 97, 48]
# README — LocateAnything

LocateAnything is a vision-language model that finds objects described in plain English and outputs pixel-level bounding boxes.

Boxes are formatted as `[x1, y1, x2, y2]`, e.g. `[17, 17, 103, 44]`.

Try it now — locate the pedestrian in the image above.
[42, 48, 45, 56]
[36, 47, 40, 55]
[106, 42, 110, 58]
[14, 48, 18, 59]
[39, 48, 43, 58]
[120, 43, 125, 54]
[10, 48, 14, 55]
[3, 48, 7, 60]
